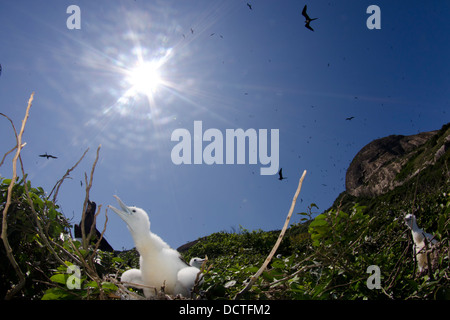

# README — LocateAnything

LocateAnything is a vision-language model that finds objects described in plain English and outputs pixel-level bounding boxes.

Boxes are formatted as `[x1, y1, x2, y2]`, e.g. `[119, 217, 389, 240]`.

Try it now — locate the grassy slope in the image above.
[182, 124, 450, 299]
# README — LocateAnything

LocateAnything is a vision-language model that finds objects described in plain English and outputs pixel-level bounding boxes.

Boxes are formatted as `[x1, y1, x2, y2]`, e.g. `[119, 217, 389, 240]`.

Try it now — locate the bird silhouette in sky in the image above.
[0, 64, 2, 76]
[302, 5, 318, 31]
[247, 3, 252, 10]
[346, 116, 355, 121]
[278, 168, 287, 181]
[39, 152, 58, 159]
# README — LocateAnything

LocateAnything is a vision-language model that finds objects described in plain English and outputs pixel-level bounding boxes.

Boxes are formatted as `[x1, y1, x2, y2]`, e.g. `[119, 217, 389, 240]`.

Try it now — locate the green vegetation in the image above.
[2, 170, 448, 300]
[182, 125, 450, 299]
[184, 196, 449, 300]
[0, 175, 134, 300]
[1, 102, 449, 299]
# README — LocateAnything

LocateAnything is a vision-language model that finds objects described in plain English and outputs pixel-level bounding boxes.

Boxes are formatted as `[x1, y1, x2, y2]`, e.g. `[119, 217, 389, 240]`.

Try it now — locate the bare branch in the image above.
[81, 144, 101, 250]
[1, 92, 34, 299]
[235, 170, 307, 299]
[20, 161, 67, 266]
[49, 148, 90, 204]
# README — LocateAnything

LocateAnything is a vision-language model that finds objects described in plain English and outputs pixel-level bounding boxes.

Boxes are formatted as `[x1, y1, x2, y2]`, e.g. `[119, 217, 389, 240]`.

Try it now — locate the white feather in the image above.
[109, 196, 201, 298]
[404, 213, 437, 272]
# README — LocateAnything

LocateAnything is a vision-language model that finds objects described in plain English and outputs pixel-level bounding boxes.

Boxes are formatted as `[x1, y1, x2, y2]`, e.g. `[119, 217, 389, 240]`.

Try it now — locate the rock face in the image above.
[345, 124, 450, 198]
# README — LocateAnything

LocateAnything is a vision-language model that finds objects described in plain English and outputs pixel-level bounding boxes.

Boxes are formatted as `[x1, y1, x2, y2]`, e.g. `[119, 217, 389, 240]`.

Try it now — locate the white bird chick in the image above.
[109, 196, 197, 298]
[174, 257, 206, 297]
[189, 257, 206, 268]
[404, 213, 437, 272]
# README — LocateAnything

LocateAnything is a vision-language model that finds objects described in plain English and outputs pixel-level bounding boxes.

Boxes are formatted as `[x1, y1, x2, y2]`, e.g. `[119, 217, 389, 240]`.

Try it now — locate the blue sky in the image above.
[1, 0, 449, 251]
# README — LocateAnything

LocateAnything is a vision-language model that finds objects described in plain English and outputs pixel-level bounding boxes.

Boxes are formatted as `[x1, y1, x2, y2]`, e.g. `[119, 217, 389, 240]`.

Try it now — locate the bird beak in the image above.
[108, 195, 133, 220]
[404, 215, 413, 227]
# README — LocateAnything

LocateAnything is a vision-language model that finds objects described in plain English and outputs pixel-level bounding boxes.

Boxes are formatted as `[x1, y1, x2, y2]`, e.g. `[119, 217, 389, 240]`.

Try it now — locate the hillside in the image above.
[181, 123, 450, 299]
[1, 124, 448, 300]
[345, 129, 445, 198]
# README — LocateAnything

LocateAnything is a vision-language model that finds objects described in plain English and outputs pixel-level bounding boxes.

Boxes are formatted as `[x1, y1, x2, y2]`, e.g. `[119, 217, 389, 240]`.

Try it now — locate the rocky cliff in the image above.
[345, 123, 450, 198]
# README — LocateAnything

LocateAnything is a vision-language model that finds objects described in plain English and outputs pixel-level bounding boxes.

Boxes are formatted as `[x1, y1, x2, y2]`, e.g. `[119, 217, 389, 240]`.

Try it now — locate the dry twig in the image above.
[49, 148, 89, 203]
[1, 92, 34, 299]
[81, 145, 101, 250]
[235, 170, 307, 299]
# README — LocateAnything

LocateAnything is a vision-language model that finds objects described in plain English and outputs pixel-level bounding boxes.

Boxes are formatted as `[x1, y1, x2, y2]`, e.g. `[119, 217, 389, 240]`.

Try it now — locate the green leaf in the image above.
[50, 273, 68, 285]
[309, 218, 327, 227]
[102, 282, 118, 292]
[41, 287, 77, 300]
[86, 281, 98, 288]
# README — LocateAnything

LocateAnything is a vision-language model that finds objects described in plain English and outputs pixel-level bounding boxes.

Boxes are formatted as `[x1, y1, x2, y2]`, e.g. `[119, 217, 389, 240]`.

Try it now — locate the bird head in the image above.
[404, 213, 417, 230]
[189, 257, 206, 268]
[109, 195, 150, 234]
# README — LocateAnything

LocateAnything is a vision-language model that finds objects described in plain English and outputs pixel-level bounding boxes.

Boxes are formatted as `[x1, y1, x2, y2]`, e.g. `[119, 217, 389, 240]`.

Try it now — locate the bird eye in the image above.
[132, 209, 136, 213]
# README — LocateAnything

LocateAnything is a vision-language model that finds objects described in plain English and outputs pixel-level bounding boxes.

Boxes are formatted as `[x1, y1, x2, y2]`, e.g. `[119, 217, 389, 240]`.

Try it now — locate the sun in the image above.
[126, 61, 163, 96]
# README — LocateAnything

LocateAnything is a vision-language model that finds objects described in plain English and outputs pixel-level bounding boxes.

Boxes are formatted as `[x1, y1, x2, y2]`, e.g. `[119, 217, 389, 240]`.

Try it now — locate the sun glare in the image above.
[126, 61, 163, 96]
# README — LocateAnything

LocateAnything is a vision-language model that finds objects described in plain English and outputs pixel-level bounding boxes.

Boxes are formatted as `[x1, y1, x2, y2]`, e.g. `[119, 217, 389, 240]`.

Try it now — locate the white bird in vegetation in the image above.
[404, 213, 437, 272]
[109, 196, 203, 298]
[174, 257, 206, 297]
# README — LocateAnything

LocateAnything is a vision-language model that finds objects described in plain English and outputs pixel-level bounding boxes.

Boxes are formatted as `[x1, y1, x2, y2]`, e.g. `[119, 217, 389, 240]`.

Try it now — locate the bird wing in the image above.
[178, 255, 191, 267]
[74, 224, 81, 238]
[305, 23, 314, 31]
[423, 231, 437, 244]
[302, 5, 310, 20]
[49, 155, 58, 159]
[278, 168, 282, 178]
[121, 269, 144, 287]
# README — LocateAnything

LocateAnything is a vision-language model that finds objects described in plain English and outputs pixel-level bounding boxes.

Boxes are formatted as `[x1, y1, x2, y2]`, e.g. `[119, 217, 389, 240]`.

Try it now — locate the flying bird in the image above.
[247, 3, 252, 10]
[109, 196, 203, 298]
[301, 5, 318, 31]
[346, 116, 355, 121]
[404, 213, 437, 273]
[278, 168, 287, 181]
[39, 152, 57, 159]
[190, 28, 194, 34]
[0, 64, 2, 76]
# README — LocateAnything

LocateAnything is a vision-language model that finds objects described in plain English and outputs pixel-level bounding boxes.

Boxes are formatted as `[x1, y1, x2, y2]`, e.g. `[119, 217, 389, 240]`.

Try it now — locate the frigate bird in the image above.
[109, 196, 202, 297]
[247, 3, 252, 10]
[404, 213, 437, 272]
[74, 200, 114, 252]
[174, 257, 206, 297]
[0, 64, 2, 76]
[39, 152, 58, 159]
[346, 116, 355, 121]
[278, 168, 287, 181]
[189, 257, 206, 268]
[301, 5, 318, 31]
